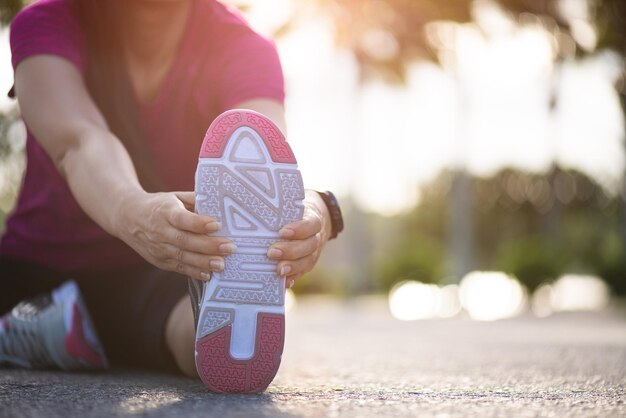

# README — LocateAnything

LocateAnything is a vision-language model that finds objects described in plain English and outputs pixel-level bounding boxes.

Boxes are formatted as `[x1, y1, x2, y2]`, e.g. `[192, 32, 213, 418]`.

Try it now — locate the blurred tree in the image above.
[376, 174, 451, 290]
[313, 0, 626, 291]
[377, 240, 446, 290]
[0, 2, 24, 229]
[309, 0, 473, 82]
[314, 0, 625, 82]
[376, 167, 624, 294]
[0, 0, 22, 25]
[499, 0, 626, 56]
[493, 236, 565, 292]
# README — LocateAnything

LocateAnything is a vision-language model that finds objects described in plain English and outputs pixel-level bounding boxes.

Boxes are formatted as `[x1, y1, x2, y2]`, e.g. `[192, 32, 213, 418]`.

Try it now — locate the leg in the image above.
[0, 257, 65, 314]
[75, 264, 188, 373]
[2, 259, 190, 374]
[165, 295, 197, 377]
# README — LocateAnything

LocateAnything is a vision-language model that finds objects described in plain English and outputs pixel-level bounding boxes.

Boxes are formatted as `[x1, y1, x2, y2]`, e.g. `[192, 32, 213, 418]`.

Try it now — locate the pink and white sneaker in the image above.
[0, 280, 109, 370]
[190, 109, 305, 393]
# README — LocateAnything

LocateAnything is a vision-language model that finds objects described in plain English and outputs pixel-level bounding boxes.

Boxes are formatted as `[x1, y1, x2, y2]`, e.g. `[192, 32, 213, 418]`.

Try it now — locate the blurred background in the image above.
[1, 0, 624, 322]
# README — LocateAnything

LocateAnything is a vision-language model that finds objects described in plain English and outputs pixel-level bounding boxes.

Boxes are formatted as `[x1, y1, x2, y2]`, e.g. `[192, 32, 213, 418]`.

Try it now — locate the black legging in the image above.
[0, 257, 187, 373]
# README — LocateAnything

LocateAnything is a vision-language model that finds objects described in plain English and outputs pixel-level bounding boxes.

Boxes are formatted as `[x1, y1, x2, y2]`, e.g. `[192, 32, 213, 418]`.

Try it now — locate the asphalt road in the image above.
[1, 297, 625, 418]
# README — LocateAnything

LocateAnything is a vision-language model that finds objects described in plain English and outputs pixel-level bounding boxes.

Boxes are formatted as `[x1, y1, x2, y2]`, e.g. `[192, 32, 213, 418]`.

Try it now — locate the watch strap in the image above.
[318, 191, 344, 240]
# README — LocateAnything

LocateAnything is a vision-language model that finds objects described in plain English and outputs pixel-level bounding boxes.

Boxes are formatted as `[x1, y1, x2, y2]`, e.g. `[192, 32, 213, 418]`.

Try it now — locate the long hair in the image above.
[73, 0, 163, 192]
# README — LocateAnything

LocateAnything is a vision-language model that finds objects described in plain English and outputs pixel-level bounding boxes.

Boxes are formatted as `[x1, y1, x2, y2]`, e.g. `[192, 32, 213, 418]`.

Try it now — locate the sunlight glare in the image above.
[118, 392, 181, 414]
[531, 283, 554, 317]
[224, 0, 294, 37]
[554, 52, 625, 191]
[0, 28, 13, 112]
[459, 271, 527, 321]
[266, 3, 624, 214]
[388, 281, 440, 321]
[436, 284, 462, 318]
[285, 288, 297, 313]
[550, 274, 610, 312]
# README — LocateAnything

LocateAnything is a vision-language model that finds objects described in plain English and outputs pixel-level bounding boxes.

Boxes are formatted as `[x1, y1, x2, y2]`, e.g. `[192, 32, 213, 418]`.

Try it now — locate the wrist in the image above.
[308, 189, 344, 240]
[109, 187, 149, 238]
[305, 190, 333, 242]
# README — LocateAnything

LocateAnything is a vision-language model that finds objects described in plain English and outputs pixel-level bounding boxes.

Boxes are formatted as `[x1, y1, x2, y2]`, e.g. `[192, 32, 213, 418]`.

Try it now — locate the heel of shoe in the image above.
[195, 312, 284, 393]
[53, 281, 109, 369]
[63, 304, 108, 369]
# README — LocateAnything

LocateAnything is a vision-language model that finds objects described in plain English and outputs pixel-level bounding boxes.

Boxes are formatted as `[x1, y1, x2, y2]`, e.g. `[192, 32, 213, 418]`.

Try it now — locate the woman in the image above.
[0, 0, 343, 393]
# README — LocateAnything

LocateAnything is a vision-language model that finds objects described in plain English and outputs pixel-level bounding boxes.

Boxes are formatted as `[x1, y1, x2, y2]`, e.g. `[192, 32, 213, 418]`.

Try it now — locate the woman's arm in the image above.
[15, 55, 234, 280]
[233, 99, 333, 287]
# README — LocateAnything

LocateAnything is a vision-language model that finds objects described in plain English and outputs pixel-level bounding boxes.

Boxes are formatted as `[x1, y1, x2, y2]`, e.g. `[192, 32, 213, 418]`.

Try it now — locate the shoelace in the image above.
[0, 313, 55, 368]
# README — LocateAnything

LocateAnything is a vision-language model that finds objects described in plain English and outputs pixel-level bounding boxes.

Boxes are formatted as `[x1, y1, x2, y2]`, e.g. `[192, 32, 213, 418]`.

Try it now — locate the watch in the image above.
[317, 191, 344, 240]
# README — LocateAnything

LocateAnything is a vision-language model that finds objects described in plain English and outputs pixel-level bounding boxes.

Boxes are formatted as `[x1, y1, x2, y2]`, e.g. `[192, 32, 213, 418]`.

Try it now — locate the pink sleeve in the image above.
[10, 0, 85, 73]
[217, 28, 285, 110]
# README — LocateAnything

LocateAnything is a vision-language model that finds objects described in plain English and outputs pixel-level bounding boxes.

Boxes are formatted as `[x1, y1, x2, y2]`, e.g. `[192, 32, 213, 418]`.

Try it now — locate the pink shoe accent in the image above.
[64, 305, 106, 368]
[199, 110, 297, 163]
[0, 314, 9, 331]
[195, 313, 285, 393]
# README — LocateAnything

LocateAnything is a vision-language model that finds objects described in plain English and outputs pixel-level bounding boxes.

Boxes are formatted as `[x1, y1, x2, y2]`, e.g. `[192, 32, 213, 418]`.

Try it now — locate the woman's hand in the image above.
[114, 191, 235, 281]
[266, 190, 332, 288]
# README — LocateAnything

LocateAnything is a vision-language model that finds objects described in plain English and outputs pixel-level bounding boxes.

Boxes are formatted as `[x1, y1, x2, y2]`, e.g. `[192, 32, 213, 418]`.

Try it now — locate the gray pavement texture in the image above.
[1, 296, 625, 418]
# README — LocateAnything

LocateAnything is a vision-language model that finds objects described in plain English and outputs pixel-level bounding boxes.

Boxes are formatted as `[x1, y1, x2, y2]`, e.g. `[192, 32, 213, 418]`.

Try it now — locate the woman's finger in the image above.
[162, 258, 212, 281]
[278, 213, 322, 240]
[276, 254, 316, 277]
[162, 243, 226, 272]
[267, 234, 318, 261]
[168, 207, 220, 234]
[162, 227, 235, 255]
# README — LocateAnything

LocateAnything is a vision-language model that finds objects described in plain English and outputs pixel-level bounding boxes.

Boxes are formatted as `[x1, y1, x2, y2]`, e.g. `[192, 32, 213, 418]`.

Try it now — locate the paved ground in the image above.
[1, 296, 625, 417]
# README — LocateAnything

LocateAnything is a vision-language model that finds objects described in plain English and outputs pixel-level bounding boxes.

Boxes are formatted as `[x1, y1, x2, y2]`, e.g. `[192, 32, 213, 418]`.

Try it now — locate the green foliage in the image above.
[312, 0, 626, 296]
[493, 236, 565, 291]
[294, 268, 351, 296]
[371, 167, 626, 295]
[598, 256, 626, 295]
[499, 0, 626, 55]
[317, 0, 626, 86]
[0, 113, 12, 158]
[376, 239, 445, 291]
[0, 109, 24, 221]
[312, 0, 473, 82]
[0, 0, 23, 26]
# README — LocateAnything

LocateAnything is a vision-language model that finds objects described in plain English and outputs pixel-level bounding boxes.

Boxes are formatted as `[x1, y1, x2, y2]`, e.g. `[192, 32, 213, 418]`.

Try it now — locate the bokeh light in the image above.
[531, 274, 611, 317]
[550, 274, 610, 312]
[388, 281, 440, 321]
[436, 284, 462, 318]
[459, 271, 527, 321]
[531, 283, 554, 318]
[388, 282, 463, 321]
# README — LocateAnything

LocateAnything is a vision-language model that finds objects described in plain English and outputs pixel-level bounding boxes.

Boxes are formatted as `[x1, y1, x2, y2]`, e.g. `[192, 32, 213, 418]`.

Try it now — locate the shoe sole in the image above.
[193, 109, 304, 393]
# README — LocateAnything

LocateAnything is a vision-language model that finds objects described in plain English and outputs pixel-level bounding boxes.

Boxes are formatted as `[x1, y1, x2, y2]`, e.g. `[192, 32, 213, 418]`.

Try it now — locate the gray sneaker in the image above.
[0, 280, 109, 370]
